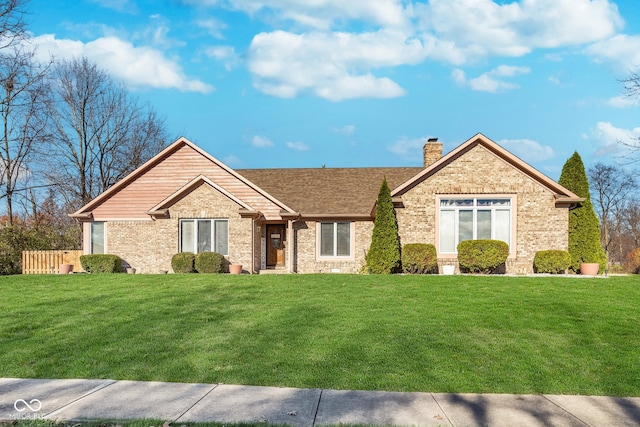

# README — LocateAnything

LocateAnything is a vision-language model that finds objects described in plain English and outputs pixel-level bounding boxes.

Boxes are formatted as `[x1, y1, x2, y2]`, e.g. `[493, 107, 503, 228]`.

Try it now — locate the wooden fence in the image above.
[22, 250, 84, 274]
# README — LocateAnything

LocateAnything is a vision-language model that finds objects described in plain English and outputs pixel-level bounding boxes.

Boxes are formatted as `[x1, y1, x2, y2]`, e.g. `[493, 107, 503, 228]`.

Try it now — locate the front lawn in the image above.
[1, 274, 638, 396]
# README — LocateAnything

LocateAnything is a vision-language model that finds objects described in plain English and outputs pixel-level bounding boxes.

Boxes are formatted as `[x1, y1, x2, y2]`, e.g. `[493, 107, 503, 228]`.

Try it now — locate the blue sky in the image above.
[26, 0, 640, 179]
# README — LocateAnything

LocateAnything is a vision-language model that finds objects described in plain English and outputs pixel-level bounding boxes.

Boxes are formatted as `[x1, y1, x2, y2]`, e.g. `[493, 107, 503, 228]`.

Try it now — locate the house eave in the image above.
[299, 213, 373, 220]
[68, 211, 93, 221]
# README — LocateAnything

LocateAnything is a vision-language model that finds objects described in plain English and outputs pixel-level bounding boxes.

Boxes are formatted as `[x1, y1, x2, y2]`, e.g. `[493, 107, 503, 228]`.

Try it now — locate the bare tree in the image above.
[0, 0, 27, 50]
[45, 57, 167, 207]
[588, 163, 638, 265]
[0, 46, 50, 225]
[619, 72, 640, 162]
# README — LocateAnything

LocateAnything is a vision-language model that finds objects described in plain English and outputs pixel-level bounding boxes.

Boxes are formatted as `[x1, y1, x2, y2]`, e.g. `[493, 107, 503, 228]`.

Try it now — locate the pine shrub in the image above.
[171, 252, 196, 273]
[79, 254, 123, 273]
[365, 177, 401, 274]
[533, 250, 571, 274]
[558, 152, 606, 273]
[195, 251, 226, 273]
[457, 240, 509, 274]
[402, 243, 438, 274]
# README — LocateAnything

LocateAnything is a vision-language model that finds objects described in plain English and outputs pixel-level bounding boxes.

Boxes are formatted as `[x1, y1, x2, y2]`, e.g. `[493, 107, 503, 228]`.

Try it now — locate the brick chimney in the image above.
[423, 138, 443, 167]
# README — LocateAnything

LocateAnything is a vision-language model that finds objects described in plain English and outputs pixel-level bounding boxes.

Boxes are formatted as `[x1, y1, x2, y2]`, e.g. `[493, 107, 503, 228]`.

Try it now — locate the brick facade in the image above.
[78, 135, 574, 275]
[291, 220, 373, 273]
[395, 144, 568, 274]
[104, 183, 253, 273]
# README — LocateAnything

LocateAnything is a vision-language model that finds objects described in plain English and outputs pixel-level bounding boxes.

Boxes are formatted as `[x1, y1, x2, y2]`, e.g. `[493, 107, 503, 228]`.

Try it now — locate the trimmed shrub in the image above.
[558, 152, 606, 273]
[195, 251, 226, 273]
[533, 250, 571, 274]
[626, 248, 640, 274]
[402, 243, 438, 274]
[365, 177, 401, 274]
[171, 252, 196, 273]
[79, 254, 123, 273]
[457, 240, 509, 274]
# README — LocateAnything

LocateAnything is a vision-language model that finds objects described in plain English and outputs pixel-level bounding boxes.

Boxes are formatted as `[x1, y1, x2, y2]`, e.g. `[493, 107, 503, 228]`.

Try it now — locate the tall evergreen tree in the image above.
[366, 177, 401, 274]
[558, 152, 606, 273]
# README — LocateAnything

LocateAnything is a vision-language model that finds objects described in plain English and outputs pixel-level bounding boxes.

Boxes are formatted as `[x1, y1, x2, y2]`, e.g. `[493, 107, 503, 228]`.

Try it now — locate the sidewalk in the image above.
[2, 378, 640, 426]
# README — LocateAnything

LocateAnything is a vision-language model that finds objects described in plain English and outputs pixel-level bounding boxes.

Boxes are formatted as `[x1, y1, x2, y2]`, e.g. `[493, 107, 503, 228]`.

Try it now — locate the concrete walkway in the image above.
[2, 378, 640, 426]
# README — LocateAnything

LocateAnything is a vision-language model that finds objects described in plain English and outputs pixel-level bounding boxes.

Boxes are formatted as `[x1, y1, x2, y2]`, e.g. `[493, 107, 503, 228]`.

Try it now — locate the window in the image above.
[180, 219, 229, 255]
[90, 222, 105, 254]
[319, 222, 351, 257]
[439, 198, 511, 253]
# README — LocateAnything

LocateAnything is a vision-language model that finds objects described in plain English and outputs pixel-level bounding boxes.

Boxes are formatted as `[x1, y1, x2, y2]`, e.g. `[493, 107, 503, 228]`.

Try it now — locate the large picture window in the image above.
[319, 222, 351, 257]
[439, 198, 511, 253]
[180, 219, 229, 255]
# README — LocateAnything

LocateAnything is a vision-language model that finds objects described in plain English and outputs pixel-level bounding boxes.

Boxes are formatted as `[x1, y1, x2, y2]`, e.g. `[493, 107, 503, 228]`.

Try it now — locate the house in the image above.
[70, 133, 582, 274]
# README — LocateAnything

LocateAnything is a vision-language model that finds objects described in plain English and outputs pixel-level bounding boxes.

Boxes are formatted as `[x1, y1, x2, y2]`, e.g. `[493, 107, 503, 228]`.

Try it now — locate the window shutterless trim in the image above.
[315, 221, 355, 260]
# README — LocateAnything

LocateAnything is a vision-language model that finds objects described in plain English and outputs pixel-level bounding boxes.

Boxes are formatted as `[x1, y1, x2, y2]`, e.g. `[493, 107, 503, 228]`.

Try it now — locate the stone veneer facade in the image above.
[395, 144, 568, 274]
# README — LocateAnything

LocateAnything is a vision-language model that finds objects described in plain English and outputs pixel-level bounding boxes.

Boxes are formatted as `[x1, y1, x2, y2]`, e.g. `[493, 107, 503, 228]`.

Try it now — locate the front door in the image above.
[267, 225, 286, 267]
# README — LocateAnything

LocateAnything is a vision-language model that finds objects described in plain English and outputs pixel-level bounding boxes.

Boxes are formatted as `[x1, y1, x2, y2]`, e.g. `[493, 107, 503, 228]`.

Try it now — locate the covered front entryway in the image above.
[266, 224, 286, 268]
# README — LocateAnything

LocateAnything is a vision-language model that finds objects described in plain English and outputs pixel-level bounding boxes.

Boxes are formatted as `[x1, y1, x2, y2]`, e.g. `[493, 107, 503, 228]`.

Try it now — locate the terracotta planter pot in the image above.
[580, 262, 599, 276]
[229, 264, 242, 274]
[59, 264, 73, 274]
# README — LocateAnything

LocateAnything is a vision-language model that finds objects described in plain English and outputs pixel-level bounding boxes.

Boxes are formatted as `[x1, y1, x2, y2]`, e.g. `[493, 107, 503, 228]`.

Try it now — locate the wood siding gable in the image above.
[71, 137, 296, 221]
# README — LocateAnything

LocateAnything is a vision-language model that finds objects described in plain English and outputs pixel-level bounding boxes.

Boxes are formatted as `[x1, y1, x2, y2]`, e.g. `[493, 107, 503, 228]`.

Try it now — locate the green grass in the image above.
[1, 274, 639, 396]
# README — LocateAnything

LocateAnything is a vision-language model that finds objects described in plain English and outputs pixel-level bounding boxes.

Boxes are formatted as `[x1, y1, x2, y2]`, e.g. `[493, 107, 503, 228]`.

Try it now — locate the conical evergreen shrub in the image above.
[558, 152, 606, 273]
[365, 177, 401, 274]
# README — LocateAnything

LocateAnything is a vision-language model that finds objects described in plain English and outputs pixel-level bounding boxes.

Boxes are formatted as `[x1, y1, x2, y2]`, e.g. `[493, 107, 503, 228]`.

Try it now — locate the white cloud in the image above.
[185, 0, 409, 29]
[388, 136, 430, 161]
[196, 18, 228, 39]
[416, 0, 622, 64]
[452, 65, 530, 92]
[248, 29, 424, 100]
[286, 141, 309, 151]
[251, 135, 275, 147]
[331, 125, 356, 136]
[606, 95, 639, 108]
[498, 138, 555, 162]
[33, 34, 213, 93]
[588, 122, 640, 157]
[586, 34, 640, 73]
[205, 45, 241, 70]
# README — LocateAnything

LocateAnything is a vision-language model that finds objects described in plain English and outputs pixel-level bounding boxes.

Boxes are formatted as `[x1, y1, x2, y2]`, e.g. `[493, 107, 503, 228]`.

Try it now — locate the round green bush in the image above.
[79, 254, 123, 273]
[195, 251, 226, 273]
[457, 240, 509, 274]
[533, 250, 571, 274]
[402, 243, 438, 274]
[171, 252, 196, 273]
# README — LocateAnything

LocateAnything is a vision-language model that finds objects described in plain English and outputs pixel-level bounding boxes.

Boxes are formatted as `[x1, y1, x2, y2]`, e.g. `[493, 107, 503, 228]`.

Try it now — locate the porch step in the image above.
[259, 268, 290, 275]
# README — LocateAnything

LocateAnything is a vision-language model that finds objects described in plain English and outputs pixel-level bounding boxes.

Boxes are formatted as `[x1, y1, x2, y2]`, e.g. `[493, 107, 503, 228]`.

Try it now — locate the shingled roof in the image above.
[237, 167, 423, 217]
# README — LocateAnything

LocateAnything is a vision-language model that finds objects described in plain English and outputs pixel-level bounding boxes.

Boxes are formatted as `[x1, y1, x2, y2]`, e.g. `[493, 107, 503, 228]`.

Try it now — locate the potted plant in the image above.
[59, 263, 73, 274]
[580, 262, 599, 276]
[229, 264, 242, 274]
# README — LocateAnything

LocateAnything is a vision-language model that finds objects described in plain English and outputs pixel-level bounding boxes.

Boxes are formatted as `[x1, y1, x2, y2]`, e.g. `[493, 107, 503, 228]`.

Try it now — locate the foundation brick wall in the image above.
[105, 183, 253, 273]
[396, 144, 568, 274]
